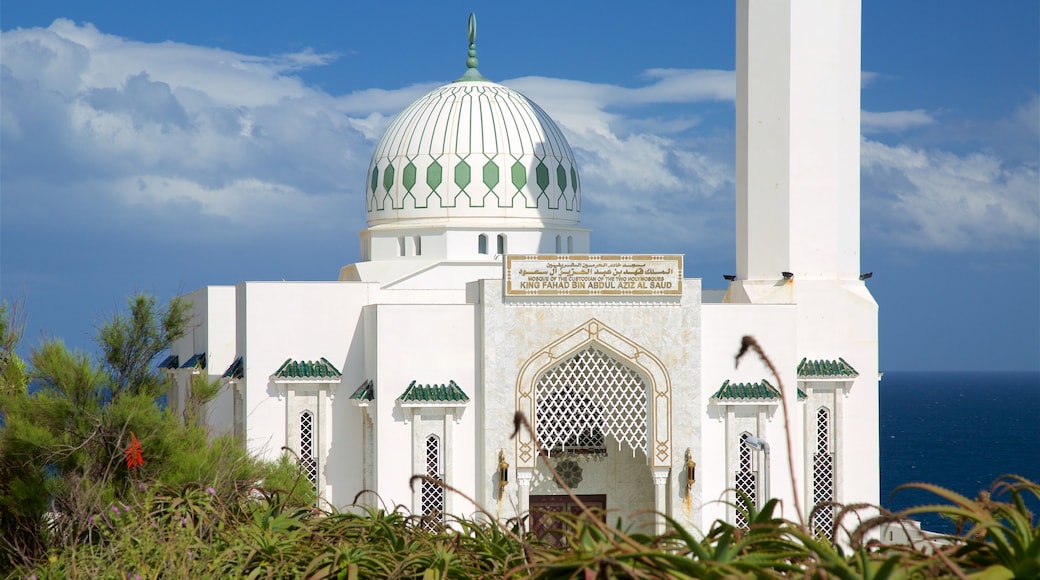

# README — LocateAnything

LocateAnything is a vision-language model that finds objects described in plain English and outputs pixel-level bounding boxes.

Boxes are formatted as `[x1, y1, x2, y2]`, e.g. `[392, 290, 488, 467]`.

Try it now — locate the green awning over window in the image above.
[710, 379, 781, 401]
[223, 357, 244, 379]
[273, 357, 342, 379]
[349, 380, 374, 402]
[397, 380, 469, 403]
[797, 357, 858, 379]
[180, 353, 206, 370]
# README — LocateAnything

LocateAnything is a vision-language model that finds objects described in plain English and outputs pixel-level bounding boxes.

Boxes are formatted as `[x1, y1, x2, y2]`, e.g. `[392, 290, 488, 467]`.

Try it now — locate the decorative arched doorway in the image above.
[514, 319, 672, 532]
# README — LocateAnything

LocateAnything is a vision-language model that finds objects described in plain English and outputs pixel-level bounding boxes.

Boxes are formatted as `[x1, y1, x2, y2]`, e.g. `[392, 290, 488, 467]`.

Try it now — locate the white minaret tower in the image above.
[728, 0, 880, 524]
[733, 0, 861, 290]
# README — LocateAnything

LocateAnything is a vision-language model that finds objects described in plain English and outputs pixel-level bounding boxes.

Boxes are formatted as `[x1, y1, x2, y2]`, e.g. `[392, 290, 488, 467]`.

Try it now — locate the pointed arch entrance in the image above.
[535, 346, 648, 457]
[514, 319, 673, 532]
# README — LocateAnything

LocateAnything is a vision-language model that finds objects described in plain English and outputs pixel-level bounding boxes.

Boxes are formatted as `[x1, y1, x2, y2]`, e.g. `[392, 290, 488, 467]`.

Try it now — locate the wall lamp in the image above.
[781, 271, 794, 280]
[859, 272, 873, 281]
[743, 436, 771, 504]
[723, 274, 736, 281]
[498, 449, 509, 491]
[684, 448, 696, 494]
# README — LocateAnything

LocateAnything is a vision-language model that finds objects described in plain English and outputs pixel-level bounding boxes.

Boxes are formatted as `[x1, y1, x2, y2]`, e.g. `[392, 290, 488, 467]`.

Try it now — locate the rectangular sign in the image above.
[504, 255, 683, 296]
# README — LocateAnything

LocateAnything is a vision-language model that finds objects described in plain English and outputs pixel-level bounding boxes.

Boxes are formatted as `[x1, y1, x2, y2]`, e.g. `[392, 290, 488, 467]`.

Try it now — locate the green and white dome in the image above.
[365, 21, 581, 228]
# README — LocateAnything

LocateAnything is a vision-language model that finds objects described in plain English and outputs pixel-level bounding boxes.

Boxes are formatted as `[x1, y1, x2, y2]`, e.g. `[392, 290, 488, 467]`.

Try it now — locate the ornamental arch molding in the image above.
[514, 319, 672, 470]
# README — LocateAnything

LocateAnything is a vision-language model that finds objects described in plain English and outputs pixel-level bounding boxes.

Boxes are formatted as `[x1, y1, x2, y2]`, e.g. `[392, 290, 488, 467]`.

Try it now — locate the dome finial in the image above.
[455, 12, 488, 82]
[467, 13, 477, 63]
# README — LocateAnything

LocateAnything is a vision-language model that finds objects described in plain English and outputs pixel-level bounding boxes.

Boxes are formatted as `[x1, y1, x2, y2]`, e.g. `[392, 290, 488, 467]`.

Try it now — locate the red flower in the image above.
[125, 431, 145, 470]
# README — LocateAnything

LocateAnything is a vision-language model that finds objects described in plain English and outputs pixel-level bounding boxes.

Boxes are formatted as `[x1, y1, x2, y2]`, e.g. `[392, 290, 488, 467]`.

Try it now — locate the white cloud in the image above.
[1012, 94, 1040, 138]
[1, 19, 369, 235]
[861, 71, 881, 88]
[505, 72, 737, 249]
[861, 109, 935, 133]
[337, 83, 442, 116]
[1, 20, 738, 254]
[270, 48, 339, 72]
[112, 175, 348, 230]
[3, 19, 1033, 261]
[861, 138, 1039, 251]
[634, 68, 735, 103]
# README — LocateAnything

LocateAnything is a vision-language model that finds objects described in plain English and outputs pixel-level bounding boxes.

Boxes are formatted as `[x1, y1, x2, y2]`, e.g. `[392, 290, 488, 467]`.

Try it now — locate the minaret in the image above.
[733, 0, 861, 294]
[728, 0, 879, 526]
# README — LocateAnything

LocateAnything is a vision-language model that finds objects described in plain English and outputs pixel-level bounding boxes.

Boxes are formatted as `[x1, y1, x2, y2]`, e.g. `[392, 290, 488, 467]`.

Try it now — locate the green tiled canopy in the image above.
[349, 380, 374, 402]
[797, 357, 858, 379]
[710, 379, 782, 401]
[180, 353, 206, 370]
[273, 357, 342, 380]
[397, 380, 470, 404]
[158, 354, 179, 370]
[223, 357, 244, 380]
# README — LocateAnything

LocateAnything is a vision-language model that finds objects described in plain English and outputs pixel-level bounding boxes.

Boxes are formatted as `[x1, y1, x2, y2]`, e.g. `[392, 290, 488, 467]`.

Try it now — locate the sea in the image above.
[880, 371, 1040, 533]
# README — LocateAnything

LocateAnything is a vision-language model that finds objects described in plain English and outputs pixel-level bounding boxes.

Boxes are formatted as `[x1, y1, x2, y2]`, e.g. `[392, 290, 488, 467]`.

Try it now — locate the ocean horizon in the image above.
[880, 370, 1040, 533]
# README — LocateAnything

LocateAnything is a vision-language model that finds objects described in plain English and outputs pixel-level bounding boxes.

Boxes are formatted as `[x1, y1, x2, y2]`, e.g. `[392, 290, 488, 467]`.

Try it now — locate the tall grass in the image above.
[17, 474, 1035, 579]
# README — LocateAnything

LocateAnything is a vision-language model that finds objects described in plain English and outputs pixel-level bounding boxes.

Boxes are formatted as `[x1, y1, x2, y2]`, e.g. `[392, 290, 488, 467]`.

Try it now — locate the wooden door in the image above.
[529, 494, 606, 546]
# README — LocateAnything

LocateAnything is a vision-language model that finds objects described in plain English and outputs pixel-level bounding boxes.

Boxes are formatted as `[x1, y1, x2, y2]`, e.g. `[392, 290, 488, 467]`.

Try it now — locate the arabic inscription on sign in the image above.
[505, 255, 683, 296]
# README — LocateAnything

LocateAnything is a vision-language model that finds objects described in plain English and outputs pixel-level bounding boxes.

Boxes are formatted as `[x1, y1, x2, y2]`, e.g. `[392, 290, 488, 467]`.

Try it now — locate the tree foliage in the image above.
[97, 293, 189, 398]
[0, 293, 313, 572]
[0, 301, 28, 397]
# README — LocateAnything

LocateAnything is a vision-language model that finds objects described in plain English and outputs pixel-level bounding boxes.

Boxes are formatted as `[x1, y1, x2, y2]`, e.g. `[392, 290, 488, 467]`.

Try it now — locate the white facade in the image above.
[168, 1, 878, 537]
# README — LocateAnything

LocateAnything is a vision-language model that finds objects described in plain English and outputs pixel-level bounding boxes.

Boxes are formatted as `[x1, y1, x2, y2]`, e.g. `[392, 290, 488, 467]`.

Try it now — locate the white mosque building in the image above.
[166, 0, 879, 535]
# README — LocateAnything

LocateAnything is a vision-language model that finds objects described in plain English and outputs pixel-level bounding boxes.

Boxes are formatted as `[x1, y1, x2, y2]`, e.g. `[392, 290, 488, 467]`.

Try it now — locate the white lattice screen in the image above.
[299, 411, 318, 486]
[535, 346, 648, 457]
[421, 435, 444, 528]
[735, 432, 758, 528]
[812, 407, 835, 537]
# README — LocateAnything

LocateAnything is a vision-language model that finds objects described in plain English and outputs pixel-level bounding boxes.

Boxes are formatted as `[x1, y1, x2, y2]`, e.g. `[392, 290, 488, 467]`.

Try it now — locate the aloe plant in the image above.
[895, 475, 1040, 579]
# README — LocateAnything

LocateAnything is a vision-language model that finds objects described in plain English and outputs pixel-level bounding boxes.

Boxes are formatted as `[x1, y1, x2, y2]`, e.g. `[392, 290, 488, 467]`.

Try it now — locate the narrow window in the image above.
[233, 386, 245, 441]
[555, 235, 562, 253]
[812, 407, 835, 538]
[734, 432, 757, 528]
[567, 235, 574, 253]
[362, 414, 375, 498]
[421, 435, 444, 528]
[300, 411, 318, 487]
[397, 236, 406, 257]
[414, 235, 422, 256]
[497, 234, 506, 255]
[167, 376, 181, 417]
[478, 234, 488, 255]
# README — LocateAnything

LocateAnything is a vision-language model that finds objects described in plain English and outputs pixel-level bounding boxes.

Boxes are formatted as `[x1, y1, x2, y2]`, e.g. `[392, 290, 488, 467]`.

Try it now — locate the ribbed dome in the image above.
[365, 80, 582, 227]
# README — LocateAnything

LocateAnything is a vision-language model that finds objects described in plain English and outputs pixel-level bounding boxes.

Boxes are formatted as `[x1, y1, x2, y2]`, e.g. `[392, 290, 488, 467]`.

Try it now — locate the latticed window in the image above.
[535, 346, 648, 457]
[812, 407, 835, 537]
[421, 435, 445, 528]
[299, 411, 318, 487]
[734, 432, 758, 528]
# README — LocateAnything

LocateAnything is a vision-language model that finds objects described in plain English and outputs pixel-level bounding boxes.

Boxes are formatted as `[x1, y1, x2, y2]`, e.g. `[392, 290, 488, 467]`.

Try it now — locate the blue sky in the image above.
[2, 1, 1037, 372]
